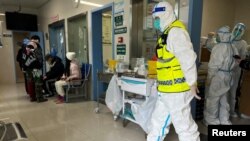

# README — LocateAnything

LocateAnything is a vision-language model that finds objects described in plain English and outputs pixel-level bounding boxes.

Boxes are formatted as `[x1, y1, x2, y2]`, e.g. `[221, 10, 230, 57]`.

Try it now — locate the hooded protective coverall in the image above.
[203, 26, 238, 125]
[229, 23, 248, 117]
[147, 2, 200, 141]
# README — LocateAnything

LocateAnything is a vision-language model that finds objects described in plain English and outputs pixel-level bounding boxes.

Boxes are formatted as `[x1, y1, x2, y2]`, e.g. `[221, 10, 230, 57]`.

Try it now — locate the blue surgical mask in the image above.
[154, 19, 161, 31]
[233, 28, 242, 40]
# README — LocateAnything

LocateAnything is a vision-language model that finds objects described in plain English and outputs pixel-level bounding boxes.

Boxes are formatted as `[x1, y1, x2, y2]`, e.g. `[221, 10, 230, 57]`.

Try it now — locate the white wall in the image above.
[0, 7, 38, 84]
[201, 0, 236, 37]
[0, 19, 15, 84]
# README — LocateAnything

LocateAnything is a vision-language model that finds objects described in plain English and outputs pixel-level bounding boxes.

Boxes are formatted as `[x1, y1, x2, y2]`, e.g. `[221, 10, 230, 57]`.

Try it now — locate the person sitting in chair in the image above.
[54, 52, 81, 104]
[43, 54, 64, 97]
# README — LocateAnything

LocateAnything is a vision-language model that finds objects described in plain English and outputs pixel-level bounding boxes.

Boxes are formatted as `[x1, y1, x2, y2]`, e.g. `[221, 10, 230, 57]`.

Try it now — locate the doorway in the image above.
[49, 20, 66, 64]
[91, 3, 114, 100]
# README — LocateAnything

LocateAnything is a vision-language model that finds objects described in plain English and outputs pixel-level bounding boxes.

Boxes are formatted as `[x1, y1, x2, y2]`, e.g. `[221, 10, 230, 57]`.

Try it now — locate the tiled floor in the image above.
[0, 83, 250, 141]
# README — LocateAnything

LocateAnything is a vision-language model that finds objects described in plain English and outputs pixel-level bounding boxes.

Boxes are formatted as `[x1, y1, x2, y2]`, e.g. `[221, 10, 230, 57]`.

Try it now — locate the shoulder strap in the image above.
[160, 20, 186, 45]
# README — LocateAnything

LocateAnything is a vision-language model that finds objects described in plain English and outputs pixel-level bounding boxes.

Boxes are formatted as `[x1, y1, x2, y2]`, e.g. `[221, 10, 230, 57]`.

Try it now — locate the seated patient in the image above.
[55, 52, 81, 104]
[43, 54, 65, 96]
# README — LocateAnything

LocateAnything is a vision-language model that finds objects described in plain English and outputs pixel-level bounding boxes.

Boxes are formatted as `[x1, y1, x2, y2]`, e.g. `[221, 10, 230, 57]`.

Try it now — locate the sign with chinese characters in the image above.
[114, 27, 127, 34]
[115, 15, 123, 26]
[117, 44, 126, 55]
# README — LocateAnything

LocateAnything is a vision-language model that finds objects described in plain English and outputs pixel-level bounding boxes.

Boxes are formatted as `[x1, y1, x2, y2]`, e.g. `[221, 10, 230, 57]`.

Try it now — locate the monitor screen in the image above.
[5, 12, 38, 31]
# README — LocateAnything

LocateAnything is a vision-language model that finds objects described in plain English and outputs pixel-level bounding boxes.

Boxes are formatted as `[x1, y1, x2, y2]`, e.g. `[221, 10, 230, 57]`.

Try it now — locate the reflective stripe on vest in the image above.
[156, 20, 190, 93]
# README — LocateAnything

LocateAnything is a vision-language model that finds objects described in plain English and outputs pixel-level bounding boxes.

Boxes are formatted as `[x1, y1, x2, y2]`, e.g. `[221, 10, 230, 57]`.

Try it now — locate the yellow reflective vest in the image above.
[156, 20, 190, 93]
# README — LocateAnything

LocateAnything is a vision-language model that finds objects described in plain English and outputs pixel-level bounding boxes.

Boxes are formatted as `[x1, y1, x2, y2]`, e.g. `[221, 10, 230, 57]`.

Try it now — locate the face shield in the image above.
[152, 6, 166, 32]
[233, 28, 243, 37]
[231, 23, 246, 41]
[152, 2, 176, 33]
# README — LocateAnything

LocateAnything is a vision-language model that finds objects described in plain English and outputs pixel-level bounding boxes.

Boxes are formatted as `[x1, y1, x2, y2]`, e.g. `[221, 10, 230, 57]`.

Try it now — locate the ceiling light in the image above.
[0, 13, 5, 16]
[80, 0, 103, 7]
[103, 13, 112, 17]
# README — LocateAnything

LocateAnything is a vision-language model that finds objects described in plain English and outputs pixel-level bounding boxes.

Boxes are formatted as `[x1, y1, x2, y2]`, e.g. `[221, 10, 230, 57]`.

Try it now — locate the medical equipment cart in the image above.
[120, 76, 148, 127]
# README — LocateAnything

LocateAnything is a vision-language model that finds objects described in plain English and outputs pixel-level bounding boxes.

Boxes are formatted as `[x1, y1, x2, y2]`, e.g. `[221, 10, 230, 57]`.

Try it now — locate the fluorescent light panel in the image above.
[79, 0, 103, 7]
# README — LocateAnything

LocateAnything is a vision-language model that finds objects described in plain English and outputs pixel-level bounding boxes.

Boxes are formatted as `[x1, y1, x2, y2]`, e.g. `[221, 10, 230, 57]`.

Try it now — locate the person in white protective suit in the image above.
[203, 26, 238, 125]
[229, 23, 248, 118]
[147, 2, 200, 141]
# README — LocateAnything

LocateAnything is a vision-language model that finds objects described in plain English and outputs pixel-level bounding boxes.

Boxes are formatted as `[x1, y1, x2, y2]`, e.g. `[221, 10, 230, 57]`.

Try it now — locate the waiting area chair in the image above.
[64, 63, 91, 102]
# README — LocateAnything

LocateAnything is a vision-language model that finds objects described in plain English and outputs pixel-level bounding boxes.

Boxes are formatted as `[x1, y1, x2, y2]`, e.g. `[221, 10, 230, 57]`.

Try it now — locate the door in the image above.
[91, 3, 114, 100]
[49, 20, 66, 65]
[68, 13, 88, 64]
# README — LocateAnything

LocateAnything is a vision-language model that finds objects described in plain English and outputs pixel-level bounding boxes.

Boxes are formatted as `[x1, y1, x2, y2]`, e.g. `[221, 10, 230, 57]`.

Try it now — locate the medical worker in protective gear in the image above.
[147, 2, 200, 141]
[229, 23, 248, 117]
[203, 26, 238, 125]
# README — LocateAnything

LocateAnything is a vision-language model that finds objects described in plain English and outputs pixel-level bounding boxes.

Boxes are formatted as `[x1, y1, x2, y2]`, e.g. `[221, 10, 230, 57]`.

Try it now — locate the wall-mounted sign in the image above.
[117, 44, 126, 55]
[102, 15, 112, 44]
[3, 34, 12, 37]
[114, 27, 127, 34]
[115, 15, 123, 26]
[50, 14, 59, 23]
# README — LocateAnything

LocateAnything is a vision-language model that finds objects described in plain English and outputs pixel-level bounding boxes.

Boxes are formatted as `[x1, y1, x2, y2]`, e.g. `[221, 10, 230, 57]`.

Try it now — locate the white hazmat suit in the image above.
[229, 23, 248, 117]
[203, 26, 238, 125]
[147, 2, 200, 141]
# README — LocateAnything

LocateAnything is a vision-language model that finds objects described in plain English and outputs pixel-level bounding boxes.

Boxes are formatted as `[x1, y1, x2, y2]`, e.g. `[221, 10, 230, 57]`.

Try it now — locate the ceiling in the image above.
[0, 0, 50, 9]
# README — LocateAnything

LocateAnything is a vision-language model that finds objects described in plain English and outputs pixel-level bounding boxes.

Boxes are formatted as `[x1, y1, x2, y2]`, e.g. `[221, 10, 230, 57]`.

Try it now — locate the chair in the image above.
[64, 63, 91, 102]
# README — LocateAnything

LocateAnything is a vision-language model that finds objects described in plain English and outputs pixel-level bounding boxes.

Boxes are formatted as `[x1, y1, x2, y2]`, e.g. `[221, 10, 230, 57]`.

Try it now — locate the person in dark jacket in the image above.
[16, 44, 25, 73]
[42, 54, 64, 96]
[234, 56, 250, 70]
[24, 38, 47, 102]
[239, 59, 250, 70]
[234, 58, 250, 118]
[16, 38, 30, 95]
[23, 43, 38, 101]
